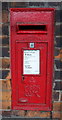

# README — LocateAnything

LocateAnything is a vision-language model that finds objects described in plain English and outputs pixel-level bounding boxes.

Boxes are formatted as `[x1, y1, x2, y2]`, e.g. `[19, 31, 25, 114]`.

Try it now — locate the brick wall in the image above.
[0, 2, 62, 119]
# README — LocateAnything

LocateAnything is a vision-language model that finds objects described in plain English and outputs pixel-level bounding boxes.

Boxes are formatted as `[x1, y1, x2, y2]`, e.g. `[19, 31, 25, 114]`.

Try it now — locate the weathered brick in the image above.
[2, 10, 9, 23]
[55, 24, 61, 36]
[0, 58, 10, 68]
[29, 2, 44, 7]
[0, 70, 2, 79]
[0, 26, 1, 35]
[52, 112, 61, 119]
[2, 111, 11, 117]
[54, 81, 62, 90]
[53, 102, 61, 111]
[0, 91, 2, 101]
[0, 39, 2, 46]
[61, 103, 62, 111]
[39, 112, 50, 118]
[53, 91, 59, 101]
[11, 110, 25, 117]
[0, 91, 11, 101]
[0, 34, 9, 45]
[2, 101, 11, 109]
[25, 111, 40, 117]
[2, 2, 8, 11]
[0, 70, 10, 79]
[0, 101, 2, 109]
[60, 9, 62, 23]
[61, 93, 62, 101]
[2, 58, 10, 68]
[55, 49, 62, 59]
[0, 34, 9, 46]
[0, 80, 2, 89]
[55, 10, 61, 22]
[8, 2, 29, 8]
[2, 79, 11, 90]
[2, 47, 9, 57]
[2, 24, 9, 35]
[61, 112, 62, 120]
[55, 60, 62, 69]
[0, 79, 11, 90]
[55, 71, 62, 80]
[55, 37, 62, 47]
[5, 71, 11, 80]
[2, 37, 9, 45]
[48, 2, 61, 7]
[0, 9, 2, 23]
[26, 111, 50, 117]
[0, 59, 2, 68]
[0, 111, 2, 116]
[0, 35, 8, 39]
[0, 100, 11, 110]
[54, 48, 60, 57]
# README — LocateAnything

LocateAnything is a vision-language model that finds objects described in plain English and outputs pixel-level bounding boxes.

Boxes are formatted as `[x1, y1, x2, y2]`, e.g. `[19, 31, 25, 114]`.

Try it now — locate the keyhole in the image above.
[22, 75, 25, 81]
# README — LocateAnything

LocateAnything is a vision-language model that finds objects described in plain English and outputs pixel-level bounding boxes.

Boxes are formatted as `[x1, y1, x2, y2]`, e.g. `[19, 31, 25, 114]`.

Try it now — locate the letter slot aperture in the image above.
[16, 24, 47, 34]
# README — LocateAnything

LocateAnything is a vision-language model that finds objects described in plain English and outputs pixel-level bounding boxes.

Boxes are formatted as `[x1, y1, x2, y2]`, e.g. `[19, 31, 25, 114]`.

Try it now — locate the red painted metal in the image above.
[10, 8, 55, 111]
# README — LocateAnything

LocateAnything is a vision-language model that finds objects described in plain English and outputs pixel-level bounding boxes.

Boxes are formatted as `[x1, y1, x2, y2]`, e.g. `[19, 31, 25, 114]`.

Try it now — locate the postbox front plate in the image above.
[10, 8, 55, 111]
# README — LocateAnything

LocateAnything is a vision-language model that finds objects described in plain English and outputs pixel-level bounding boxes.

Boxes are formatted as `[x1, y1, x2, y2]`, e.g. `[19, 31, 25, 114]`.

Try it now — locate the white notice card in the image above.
[23, 50, 40, 74]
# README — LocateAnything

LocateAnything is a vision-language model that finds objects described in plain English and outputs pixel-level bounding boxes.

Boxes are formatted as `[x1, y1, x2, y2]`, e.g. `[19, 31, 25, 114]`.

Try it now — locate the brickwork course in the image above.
[0, 1, 62, 120]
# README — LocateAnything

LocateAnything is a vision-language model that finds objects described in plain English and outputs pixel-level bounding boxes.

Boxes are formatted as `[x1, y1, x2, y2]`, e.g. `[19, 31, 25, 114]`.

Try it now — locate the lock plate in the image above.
[30, 43, 34, 48]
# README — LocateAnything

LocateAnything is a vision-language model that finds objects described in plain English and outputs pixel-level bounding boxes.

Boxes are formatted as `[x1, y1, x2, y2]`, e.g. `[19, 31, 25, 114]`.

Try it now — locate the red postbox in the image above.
[10, 8, 55, 111]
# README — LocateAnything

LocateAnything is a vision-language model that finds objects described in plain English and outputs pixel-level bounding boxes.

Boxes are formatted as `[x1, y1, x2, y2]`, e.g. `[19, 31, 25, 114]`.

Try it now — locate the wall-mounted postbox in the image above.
[10, 8, 55, 111]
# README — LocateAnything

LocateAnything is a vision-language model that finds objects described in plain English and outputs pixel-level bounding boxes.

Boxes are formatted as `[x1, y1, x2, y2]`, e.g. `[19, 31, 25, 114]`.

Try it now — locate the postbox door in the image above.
[16, 42, 47, 104]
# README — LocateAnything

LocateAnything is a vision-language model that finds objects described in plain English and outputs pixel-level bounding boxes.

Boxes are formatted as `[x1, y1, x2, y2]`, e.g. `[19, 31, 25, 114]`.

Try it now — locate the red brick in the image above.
[0, 91, 11, 101]
[0, 11, 2, 23]
[0, 100, 11, 109]
[11, 110, 25, 117]
[53, 91, 59, 101]
[2, 58, 10, 68]
[0, 24, 2, 34]
[26, 111, 41, 117]
[5, 72, 11, 80]
[2, 47, 9, 57]
[0, 80, 2, 89]
[0, 35, 8, 39]
[26, 111, 50, 117]
[0, 59, 2, 68]
[55, 49, 62, 59]
[0, 80, 11, 102]
[0, 102, 2, 109]
[1, 70, 10, 79]
[39, 112, 50, 118]
[9, 2, 28, 8]
[61, 93, 62, 101]
[0, 92, 2, 103]
[2, 111, 11, 117]
[61, 103, 62, 112]
[2, 10, 9, 23]
[53, 102, 61, 111]
[0, 111, 2, 115]
[61, 112, 62, 119]
[0, 58, 10, 68]
[2, 24, 9, 36]
[52, 112, 61, 119]
[0, 79, 11, 90]
[2, 101, 11, 109]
